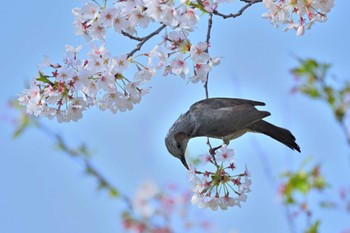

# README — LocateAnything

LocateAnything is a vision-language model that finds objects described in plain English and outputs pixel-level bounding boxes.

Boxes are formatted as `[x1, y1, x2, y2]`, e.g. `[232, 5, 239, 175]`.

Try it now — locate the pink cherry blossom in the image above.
[170, 55, 189, 78]
[262, 0, 334, 35]
[189, 144, 251, 210]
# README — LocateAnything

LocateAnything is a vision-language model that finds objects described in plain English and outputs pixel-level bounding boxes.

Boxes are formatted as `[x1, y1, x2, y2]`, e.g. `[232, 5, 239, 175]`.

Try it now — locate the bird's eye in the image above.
[176, 142, 181, 149]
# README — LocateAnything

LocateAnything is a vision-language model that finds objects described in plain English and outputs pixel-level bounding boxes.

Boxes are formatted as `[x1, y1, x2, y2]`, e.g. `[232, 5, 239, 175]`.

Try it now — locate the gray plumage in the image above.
[165, 98, 300, 169]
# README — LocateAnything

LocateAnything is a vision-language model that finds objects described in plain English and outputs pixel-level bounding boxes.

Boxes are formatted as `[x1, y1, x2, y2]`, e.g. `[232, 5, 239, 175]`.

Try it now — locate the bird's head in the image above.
[165, 131, 190, 170]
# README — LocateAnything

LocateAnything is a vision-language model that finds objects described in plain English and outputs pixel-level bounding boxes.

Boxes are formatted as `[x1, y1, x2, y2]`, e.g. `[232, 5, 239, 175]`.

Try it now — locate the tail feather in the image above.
[249, 120, 301, 152]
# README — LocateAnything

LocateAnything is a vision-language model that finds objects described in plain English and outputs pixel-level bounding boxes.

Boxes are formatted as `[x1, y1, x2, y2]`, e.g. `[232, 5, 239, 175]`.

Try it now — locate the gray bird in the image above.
[165, 98, 300, 169]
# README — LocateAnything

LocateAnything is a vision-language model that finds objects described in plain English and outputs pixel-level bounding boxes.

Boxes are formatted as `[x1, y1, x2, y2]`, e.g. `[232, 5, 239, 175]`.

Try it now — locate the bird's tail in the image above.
[249, 120, 301, 152]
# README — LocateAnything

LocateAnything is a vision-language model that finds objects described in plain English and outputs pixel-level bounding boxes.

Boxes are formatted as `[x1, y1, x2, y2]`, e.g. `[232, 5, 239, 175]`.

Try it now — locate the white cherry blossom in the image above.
[189, 144, 252, 210]
[262, 0, 334, 35]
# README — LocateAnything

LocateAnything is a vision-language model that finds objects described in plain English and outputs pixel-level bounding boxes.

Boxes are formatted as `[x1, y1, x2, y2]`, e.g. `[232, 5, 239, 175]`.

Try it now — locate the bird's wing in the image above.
[190, 98, 266, 110]
[189, 98, 270, 138]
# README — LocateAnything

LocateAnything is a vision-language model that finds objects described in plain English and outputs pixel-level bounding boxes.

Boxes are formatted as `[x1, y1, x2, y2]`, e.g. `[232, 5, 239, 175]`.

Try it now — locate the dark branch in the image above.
[204, 13, 213, 99]
[29, 118, 133, 209]
[84, 160, 132, 208]
[127, 24, 167, 59]
[121, 31, 143, 41]
[204, 13, 215, 163]
[206, 138, 220, 168]
[213, 0, 262, 19]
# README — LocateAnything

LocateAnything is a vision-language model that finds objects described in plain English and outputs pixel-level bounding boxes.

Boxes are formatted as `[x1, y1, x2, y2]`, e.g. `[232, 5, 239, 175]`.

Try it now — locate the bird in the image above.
[165, 98, 300, 170]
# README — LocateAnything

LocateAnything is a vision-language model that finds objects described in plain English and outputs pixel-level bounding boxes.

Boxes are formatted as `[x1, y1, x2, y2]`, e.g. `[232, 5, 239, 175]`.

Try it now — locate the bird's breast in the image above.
[221, 129, 248, 144]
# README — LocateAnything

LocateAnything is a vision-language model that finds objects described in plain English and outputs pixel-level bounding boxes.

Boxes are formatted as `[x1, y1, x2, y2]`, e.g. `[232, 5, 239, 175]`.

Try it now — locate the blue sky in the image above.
[1, 1, 350, 233]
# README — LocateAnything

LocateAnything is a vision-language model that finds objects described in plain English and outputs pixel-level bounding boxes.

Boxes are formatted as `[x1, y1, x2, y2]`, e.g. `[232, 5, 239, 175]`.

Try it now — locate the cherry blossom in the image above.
[190, 42, 210, 63]
[98, 7, 118, 28]
[18, 0, 335, 214]
[124, 180, 215, 232]
[18, 44, 152, 122]
[21, 0, 335, 122]
[262, 0, 334, 36]
[170, 55, 189, 78]
[215, 144, 235, 163]
[132, 180, 160, 218]
[189, 144, 252, 210]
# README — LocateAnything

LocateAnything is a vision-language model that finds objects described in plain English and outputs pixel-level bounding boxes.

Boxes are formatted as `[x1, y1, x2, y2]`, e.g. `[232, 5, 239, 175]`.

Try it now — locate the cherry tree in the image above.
[12, 0, 338, 232]
[18, 0, 334, 122]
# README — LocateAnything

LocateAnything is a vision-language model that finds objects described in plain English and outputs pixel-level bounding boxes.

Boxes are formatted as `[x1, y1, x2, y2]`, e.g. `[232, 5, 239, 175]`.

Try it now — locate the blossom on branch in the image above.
[123, 180, 215, 233]
[148, 37, 221, 83]
[262, 0, 334, 36]
[18, 45, 152, 122]
[189, 144, 252, 210]
[72, 0, 203, 42]
[19, 0, 333, 122]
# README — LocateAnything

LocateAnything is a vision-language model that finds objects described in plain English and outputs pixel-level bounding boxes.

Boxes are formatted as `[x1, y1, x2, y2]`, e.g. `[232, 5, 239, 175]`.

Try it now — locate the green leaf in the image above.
[13, 114, 32, 138]
[78, 144, 91, 157]
[305, 220, 321, 233]
[335, 106, 345, 122]
[36, 71, 53, 85]
[302, 86, 320, 98]
[291, 58, 332, 85]
[187, 1, 207, 13]
[323, 86, 335, 106]
[109, 188, 120, 198]
[291, 172, 310, 194]
[313, 176, 327, 190]
[284, 195, 295, 204]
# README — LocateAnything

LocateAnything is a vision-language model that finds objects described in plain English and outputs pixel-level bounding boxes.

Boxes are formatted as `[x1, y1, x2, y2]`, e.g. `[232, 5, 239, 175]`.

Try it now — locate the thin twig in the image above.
[84, 159, 132, 209]
[204, 13, 213, 99]
[206, 138, 220, 168]
[285, 207, 298, 233]
[32, 118, 133, 209]
[213, 0, 262, 19]
[337, 110, 350, 145]
[332, 120, 350, 174]
[127, 24, 167, 59]
[203, 13, 220, 167]
[121, 31, 143, 41]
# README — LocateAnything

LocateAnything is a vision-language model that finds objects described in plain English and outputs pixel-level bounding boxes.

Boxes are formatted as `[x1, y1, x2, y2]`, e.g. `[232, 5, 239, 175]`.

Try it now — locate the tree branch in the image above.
[213, 0, 262, 19]
[20, 114, 134, 209]
[84, 159, 132, 208]
[204, 13, 213, 99]
[127, 24, 167, 59]
[121, 30, 143, 41]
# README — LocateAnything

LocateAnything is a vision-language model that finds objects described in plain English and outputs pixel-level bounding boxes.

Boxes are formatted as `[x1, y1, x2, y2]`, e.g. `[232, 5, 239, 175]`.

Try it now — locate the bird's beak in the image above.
[180, 155, 189, 170]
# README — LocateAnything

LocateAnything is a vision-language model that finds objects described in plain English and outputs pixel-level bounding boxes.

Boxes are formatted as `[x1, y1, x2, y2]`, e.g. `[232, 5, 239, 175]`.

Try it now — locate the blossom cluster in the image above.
[18, 0, 334, 121]
[149, 38, 221, 83]
[18, 45, 151, 122]
[122, 180, 214, 233]
[262, 0, 335, 36]
[72, 0, 242, 41]
[72, 0, 201, 41]
[189, 144, 252, 210]
[18, 1, 225, 122]
[73, 0, 221, 83]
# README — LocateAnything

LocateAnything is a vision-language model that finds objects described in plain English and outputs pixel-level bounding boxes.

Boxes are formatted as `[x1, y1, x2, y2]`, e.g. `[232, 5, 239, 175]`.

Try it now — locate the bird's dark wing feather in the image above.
[189, 98, 270, 138]
[190, 98, 266, 110]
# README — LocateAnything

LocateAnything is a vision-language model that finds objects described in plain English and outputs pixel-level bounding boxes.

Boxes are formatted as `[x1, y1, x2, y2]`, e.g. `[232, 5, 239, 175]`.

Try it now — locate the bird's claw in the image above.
[209, 145, 222, 155]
